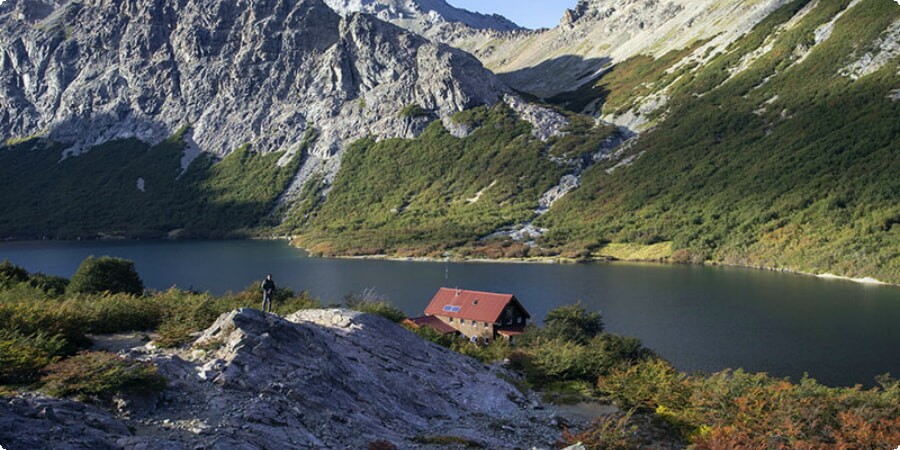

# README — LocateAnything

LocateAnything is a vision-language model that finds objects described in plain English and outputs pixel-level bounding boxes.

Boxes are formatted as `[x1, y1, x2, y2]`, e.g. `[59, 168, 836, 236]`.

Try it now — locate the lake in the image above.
[2, 239, 899, 387]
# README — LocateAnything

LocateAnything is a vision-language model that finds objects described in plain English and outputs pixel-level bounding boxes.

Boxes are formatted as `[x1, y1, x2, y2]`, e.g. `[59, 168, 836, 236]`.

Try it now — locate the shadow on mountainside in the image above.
[497, 54, 611, 101]
[0, 113, 306, 240]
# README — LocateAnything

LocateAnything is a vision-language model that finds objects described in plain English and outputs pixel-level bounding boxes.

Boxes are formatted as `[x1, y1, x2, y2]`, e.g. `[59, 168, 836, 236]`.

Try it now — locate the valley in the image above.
[1, 0, 897, 282]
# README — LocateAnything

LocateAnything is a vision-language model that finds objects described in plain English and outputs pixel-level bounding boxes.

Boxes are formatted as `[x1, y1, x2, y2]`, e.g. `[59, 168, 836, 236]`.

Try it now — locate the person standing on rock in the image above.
[261, 274, 276, 313]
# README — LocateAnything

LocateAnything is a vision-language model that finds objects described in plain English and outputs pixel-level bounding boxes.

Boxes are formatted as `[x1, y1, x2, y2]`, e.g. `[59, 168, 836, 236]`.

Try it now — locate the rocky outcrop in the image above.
[503, 94, 568, 141]
[840, 17, 900, 80]
[0, 0, 507, 175]
[0, 309, 570, 449]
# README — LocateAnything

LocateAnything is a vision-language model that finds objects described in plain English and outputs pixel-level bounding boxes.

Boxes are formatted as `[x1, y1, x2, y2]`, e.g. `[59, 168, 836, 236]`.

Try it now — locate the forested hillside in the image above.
[541, 0, 900, 282]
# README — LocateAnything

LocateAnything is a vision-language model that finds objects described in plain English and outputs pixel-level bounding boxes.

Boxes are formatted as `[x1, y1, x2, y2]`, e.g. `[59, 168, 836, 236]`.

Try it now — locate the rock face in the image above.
[322, 0, 521, 32]
[451, 0, 793, 97]
[0, 309, 567, 449]
[0, 0, 507, 170]
[0, 394, 135, 449]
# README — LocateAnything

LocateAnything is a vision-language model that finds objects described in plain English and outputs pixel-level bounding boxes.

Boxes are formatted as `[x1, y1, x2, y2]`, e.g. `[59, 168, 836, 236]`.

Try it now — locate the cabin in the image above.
[409, 288, 531, 343]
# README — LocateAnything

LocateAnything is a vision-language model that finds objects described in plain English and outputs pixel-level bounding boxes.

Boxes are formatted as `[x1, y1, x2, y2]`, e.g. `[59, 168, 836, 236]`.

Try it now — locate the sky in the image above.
[447, 0, 577, 30]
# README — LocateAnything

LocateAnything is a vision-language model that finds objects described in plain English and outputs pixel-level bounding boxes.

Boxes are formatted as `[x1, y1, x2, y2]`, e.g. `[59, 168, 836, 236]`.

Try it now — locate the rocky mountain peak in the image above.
[323, 0, 521, 31]
[560, 0, 591, 27]
[0, 0, 508, 179]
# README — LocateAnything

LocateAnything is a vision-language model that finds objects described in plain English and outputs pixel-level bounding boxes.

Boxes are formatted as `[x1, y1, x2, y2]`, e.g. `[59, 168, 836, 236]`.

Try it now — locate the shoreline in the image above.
[1, 236, 895, 288]
[316, 250, 897, 288]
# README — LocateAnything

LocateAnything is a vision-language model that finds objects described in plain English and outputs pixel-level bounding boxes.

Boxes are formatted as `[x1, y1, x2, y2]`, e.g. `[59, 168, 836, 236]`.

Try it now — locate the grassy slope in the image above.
[287, 104, 574, 256]
[0, 130, 304, 239]
[540, 0, 900, 281]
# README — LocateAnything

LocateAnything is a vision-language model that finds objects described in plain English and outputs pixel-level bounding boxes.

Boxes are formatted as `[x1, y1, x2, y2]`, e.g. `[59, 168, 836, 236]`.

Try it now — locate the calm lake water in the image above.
[2, 239, 899, 387]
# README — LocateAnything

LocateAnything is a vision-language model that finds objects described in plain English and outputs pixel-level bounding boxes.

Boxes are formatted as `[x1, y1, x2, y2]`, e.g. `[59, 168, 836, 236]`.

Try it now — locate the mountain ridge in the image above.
[323, 0, 521, 31]
[0, 0, 507, 163]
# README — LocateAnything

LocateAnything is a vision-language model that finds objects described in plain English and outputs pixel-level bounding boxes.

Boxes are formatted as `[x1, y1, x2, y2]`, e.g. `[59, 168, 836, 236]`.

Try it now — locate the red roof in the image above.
[404, 316, 458, 335]
[424, 288, 530, 323]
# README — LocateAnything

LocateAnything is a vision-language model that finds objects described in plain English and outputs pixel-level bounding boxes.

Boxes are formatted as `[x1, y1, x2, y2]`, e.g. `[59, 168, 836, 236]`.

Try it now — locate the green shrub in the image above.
[540, 302, 604, 344]
[75, 292, 163, 334]
[154, 290, 238, 348]
[41, 351, 166, 401]
[67, 256, 144, 296]
[0, 299, 91, 351]
[27, 273, 69, 296]
[398, 103, 430, 119]
[0, 329, 66, 384]
[0, 260, 68, 296]
[597, 357, 692, 412]
[155, 320, 203, 348]
[450, 338, 512, 364]
[515, 338, 618, 383]
[0, 260, 30, 287]
[564, 409, 642, 450]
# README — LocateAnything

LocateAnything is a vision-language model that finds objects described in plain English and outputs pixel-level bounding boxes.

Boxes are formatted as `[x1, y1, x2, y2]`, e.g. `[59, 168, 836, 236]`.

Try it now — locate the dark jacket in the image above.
[261, 279, 276, 293]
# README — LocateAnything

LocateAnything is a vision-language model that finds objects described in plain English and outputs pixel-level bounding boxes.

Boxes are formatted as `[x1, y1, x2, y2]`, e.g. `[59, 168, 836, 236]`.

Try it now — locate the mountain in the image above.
[292, 0, 900, 284]
[453, 0, 795, 97]
[0, 308, 568, 448]
[0, 0, 506, 164]
[322, 0, 521, 32]
[537, 0, 900, 282]
[0, 0, 897, 283]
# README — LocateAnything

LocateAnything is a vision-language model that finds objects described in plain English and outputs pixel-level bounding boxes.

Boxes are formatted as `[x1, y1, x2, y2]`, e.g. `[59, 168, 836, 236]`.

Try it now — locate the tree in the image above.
[541, 302, 604, 344]
[0, 259, 30, 288]
[66, 256, 144, 296]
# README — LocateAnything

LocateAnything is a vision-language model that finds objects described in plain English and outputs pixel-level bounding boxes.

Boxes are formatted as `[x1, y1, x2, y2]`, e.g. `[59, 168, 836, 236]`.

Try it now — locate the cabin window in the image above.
[483, 322, 488, 328]
[460, 319, 466, 325]
[517, 317, 522, 324]
[449, 317, 454, 323]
